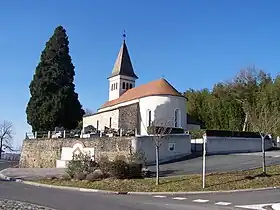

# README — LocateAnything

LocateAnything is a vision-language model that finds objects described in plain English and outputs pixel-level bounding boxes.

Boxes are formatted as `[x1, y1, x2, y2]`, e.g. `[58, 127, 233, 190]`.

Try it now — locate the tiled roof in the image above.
[100, 78, 184, 109]
[108, 40, 138, 79]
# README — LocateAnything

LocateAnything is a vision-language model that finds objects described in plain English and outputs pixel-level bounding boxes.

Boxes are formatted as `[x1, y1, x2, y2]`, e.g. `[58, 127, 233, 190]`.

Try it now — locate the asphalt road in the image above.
[149, 151, 280, 176]
[1, 180, 280, 210]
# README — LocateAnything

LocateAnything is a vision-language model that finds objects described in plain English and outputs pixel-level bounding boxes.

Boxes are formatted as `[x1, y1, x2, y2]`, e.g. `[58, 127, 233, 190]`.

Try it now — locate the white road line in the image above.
[272, 203, 280, 210]
[193, 199, 209, 203]
[153, 195, 166, 198]
[235, 203, 280, 210]
[172, 197, 187, 200]
[215, 202, 231, 206]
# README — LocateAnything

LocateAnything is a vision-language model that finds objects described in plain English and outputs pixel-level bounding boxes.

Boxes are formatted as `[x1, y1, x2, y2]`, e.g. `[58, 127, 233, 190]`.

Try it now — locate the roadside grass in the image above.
[37, 165, 280, 192]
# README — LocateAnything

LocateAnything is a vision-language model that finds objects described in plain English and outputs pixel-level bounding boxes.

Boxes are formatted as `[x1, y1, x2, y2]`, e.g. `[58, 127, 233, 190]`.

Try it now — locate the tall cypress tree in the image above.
[26, 26, 85, 132]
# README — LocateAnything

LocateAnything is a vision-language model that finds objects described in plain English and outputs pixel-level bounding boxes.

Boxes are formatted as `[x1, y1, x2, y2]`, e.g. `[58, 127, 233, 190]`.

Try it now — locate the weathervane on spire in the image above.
[123, 30, 126, 41]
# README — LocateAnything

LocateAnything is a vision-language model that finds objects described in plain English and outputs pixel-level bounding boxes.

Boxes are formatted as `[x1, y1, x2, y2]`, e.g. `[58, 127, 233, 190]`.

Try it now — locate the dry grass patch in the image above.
[37, 165, 280, 192]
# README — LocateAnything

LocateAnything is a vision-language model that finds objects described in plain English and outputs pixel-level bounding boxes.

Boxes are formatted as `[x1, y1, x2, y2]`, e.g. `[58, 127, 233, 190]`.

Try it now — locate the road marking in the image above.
[193, 199, 209, 203]
[153, 195, 166, 198]
[235, 203, 280, 210]
[172, 197, 187, 200]
[215, 202, 231, 206]
[272, 203, 280, 210]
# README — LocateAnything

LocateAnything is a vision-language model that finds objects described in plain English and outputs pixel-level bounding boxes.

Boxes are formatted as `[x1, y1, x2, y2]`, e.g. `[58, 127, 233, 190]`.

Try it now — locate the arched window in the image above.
[113, 83, 115, 90]
[116, 83, 118, 90]
[174, 109, 181, 127]
[111, 84, 113, 91]
[122, 82, 125, 89]
[126, 83, 129, 89]
[147, 109, 152, 127]
[129, 83, 132, 89]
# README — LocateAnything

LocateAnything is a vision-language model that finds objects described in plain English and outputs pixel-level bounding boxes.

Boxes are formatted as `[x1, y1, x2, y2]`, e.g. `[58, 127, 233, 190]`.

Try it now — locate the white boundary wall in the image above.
[206, 136, 272, 155]
[132, 134, 191, 164]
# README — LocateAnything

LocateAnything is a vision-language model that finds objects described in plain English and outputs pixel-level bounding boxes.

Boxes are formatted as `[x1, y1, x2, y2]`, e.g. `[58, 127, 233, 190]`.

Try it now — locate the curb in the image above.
[20, 180, 280, 195]
[0, 173, 22, 183]
[127, 186, 280, 195]
[22, 181, 128, 194]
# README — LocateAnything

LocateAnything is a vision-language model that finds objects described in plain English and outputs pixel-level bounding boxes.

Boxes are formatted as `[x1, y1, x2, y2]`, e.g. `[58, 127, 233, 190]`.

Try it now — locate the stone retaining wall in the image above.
[19, 137, 133, 168]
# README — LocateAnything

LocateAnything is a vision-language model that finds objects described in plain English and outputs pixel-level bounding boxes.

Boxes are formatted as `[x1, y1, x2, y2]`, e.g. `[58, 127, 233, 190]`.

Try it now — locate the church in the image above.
[83, 37, 199, 136]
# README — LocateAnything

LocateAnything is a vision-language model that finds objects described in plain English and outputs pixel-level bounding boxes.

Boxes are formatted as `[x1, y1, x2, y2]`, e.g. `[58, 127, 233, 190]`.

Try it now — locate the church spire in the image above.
[108, 32, 138, 79]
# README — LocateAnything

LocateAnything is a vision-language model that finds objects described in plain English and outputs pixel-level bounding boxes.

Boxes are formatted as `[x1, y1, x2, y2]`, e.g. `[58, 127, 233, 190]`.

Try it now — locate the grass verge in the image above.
[37, 165, 280, 192]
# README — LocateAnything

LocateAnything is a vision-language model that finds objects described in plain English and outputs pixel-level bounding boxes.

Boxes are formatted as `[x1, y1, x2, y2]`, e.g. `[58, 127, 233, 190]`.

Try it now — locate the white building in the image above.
[83, 38, 197, 136]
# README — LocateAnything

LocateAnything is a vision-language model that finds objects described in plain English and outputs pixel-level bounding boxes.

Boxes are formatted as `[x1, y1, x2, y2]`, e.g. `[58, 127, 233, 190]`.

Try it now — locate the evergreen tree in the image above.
[26, 26, 85, 131]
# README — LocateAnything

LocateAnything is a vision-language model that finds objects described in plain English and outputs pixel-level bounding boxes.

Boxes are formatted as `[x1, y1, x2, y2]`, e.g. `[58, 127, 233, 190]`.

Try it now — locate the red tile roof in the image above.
[100, 78, 184, 109]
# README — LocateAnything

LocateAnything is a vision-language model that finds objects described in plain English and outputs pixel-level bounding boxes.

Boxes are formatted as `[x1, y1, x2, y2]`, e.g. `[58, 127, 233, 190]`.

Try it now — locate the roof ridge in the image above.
[100, 78, 185, 109]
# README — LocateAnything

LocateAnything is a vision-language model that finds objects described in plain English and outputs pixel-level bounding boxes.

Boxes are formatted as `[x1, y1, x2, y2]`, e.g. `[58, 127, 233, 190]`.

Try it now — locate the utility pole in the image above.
[202, 134, 207, 189]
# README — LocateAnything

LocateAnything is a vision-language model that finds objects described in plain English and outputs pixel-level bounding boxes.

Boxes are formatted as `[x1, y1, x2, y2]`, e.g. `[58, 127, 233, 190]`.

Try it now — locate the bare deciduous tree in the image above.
[245, 102, 280, 174]
[84, 108, 94, 116]
[148, 119, 173, 185]
[0, 121, 13, 159]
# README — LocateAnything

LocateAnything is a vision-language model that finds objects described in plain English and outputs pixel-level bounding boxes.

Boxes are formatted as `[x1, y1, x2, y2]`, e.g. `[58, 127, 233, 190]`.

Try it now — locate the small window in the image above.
[111, 84, 113, 91]
[129, 83, 132, 89]
[116, 83, 118, 90]
[122, 82, 125, 89]
[147, 110, 152, 127]
[126, 83, 128, 89]
[109, 117, 112, 128]
[174, 109, 181, 127]
[96, 120, 99, 131]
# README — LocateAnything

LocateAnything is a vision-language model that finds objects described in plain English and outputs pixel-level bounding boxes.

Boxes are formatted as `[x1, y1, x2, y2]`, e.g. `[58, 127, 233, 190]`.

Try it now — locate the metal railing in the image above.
[25, 128, 137, 140]
[25, 130, 81, 140]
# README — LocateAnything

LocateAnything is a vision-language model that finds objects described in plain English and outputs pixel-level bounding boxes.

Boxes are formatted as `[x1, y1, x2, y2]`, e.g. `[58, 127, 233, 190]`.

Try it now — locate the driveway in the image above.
[148, 150, 280, 176]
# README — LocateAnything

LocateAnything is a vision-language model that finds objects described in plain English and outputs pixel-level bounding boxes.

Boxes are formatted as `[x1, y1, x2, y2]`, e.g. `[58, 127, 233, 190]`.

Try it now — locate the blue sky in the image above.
[0, 0, 280, 146]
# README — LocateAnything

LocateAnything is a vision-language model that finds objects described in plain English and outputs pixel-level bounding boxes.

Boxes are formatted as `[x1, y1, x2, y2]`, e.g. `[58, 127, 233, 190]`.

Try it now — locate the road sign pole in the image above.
[202, 135, 206, 189]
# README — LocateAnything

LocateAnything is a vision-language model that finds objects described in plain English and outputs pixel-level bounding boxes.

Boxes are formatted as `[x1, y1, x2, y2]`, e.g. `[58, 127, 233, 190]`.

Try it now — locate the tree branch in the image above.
[0, 121, 13, 153]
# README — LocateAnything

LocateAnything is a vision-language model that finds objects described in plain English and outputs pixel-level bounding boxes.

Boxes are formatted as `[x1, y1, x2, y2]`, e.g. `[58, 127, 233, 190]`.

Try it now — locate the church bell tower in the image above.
[107, 33, 138, 101]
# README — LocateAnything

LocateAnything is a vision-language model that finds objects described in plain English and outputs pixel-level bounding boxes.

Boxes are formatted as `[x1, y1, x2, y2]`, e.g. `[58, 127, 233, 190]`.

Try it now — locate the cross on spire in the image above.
[123, 30, 126, 41]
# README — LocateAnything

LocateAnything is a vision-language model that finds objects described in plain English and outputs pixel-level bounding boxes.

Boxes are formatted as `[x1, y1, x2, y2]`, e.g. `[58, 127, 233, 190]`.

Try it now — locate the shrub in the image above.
[99, 155, 113, 175]
[73, 172, 86, 180]
[128, 162, 143, 179]
[110, 160, 129, 179]
[128, 151, 147, 167]
[85, 170, 105, 181]
[114, 155, 126, 161]
[66, 153, 99, 178]
[190, 129, 206, 139]
[60, 174, 71, 181]
[66, 159, 83, 178]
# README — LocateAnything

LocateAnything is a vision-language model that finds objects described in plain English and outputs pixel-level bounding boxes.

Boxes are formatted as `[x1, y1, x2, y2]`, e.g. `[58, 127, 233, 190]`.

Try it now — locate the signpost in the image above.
[202, 134, 207, 189]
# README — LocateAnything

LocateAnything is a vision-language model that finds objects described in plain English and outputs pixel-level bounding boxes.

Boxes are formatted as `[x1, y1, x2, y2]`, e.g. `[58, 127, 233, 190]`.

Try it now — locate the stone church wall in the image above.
[118, 102, 139, 133]
[83, 109, 119, 131]
[19, 137, 133, 168]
